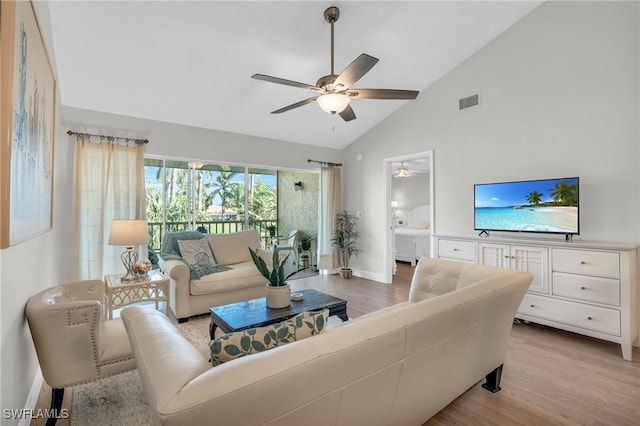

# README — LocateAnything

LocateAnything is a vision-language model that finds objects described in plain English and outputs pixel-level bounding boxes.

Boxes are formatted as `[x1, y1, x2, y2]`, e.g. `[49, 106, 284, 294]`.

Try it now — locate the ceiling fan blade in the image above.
[338, 104, 356, 122]
[333, 54, 379, 89]
[350, 89, 419, 100]
[271, 97, 318, 114]
[252, 74, 321, 92]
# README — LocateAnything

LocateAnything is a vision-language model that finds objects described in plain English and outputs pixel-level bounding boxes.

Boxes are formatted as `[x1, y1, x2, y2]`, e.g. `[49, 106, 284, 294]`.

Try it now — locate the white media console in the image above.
[433, 234, 638, 361]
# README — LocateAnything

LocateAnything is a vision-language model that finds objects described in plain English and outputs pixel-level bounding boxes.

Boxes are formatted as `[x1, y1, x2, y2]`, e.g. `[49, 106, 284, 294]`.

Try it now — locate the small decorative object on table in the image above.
[132, 260, 152, 278]
[290, 292, 304, 301]
[249, 246, 305, 309]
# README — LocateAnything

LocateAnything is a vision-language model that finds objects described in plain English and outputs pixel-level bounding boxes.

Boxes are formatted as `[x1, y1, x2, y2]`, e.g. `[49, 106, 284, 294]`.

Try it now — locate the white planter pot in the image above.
[265, 283, 291, 309]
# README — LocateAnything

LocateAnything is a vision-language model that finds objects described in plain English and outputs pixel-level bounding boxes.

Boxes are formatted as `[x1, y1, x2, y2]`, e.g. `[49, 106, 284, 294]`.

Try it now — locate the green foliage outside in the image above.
[145, 163, 277, 248]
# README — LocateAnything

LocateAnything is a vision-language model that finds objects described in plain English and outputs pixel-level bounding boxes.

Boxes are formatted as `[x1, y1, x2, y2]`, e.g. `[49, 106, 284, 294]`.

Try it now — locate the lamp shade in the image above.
[391, 201, 398, 208]
[317, 93, 350, 114]
[108, 220, 149, 246]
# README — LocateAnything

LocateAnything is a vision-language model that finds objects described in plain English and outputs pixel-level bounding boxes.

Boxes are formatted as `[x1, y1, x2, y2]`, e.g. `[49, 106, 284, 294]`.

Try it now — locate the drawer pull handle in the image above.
[580, 286, 586, 290]
[453, 248, 459, 251]
[530, 304, 535, 308]
[587, 316, 592, 320]
[580, 261, 586, 265]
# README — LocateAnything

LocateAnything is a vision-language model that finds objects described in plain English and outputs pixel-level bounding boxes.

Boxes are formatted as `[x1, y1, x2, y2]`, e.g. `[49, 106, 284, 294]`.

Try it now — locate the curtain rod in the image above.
[67, 130, 149, 145]
[307, 158, 342, 167]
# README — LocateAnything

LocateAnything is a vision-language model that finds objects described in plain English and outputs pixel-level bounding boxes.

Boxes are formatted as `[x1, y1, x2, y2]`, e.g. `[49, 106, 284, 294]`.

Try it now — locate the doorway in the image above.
[383, 150, 434, 283]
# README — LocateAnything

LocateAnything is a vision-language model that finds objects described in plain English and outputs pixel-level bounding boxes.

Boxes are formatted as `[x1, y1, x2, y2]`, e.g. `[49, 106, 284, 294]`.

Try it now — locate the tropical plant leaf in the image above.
[270, 267, 279, 286]
[248, 248, 271, 280]
[272, 246, 279, 270]
[278, 263, 285, 284]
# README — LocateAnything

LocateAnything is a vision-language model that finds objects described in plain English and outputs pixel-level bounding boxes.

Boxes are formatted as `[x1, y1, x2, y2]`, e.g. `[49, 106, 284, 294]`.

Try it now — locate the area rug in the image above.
[71, 315, 210, 426]
[71, 313, 340, 425]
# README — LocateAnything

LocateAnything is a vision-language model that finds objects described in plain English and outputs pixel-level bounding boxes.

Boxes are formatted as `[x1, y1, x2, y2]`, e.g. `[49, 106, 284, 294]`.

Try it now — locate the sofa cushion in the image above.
[159, 231, 203, 260]
[205, 229, 260, 265]
[209, 309, 329, 366]
[177, 239, 217, 268]
[189, 261, 266, 295]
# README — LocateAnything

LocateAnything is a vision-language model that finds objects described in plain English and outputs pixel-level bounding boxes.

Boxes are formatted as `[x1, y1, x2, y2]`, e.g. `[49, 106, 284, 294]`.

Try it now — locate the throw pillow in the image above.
[177, 239, 217, 268]
[209, 309, 329, 366]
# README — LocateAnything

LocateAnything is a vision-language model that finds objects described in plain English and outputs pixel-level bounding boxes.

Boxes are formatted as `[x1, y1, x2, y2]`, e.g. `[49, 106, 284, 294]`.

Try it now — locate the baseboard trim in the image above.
[18, 367, 43, 426]
[353, 268, 388, 284]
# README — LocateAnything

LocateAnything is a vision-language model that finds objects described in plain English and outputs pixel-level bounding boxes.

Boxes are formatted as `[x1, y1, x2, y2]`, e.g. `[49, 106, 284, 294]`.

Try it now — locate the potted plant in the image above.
[249, 246, 301, 308]
[331, 210, 360, 279]
[297, 233, 312, 250]
[297, 233, 314, 268]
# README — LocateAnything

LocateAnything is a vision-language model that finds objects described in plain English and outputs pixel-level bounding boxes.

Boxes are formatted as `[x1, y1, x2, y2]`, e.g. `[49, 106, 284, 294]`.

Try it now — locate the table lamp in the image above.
[108, 219, 149, 282]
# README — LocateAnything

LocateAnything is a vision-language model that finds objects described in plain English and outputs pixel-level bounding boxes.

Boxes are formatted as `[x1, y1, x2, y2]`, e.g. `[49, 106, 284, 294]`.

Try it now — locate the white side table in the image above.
[105, 269, 170, 319]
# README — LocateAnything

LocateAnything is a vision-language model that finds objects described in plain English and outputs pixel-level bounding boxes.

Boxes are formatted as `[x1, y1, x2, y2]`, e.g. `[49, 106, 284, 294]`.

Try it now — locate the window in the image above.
[145, 159, 278, 250]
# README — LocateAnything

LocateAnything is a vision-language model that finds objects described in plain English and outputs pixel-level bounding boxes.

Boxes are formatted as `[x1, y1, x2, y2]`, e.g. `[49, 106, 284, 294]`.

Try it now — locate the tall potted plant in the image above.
[249, 246, 301, 308]
[332, 210, 360, 279]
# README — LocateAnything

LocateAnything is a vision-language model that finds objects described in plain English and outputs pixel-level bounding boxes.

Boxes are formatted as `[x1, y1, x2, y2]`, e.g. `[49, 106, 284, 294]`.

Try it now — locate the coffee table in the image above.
[209, 288, 348, 339]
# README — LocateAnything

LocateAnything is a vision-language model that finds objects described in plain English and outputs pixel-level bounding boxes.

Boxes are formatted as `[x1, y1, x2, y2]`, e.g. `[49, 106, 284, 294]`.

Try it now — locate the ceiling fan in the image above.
[251, 6, 420, 122]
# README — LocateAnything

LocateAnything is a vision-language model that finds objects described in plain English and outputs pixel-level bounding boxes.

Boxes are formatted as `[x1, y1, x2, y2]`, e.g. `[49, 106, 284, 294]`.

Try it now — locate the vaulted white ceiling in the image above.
[45, 1, 543, 149]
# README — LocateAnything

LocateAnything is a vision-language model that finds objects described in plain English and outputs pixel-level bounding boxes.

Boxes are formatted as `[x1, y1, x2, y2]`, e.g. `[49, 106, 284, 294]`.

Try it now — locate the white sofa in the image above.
[160, 229, 272, 322]
[122, 257, 533, 425]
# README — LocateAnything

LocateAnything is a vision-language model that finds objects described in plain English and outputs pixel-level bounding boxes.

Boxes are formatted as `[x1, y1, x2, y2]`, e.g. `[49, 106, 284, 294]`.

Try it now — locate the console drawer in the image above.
[438, 239, 476, 262]
[518, 294, 620, 336]
[552, 249, 619, 279]
[552, 272, 620, 306]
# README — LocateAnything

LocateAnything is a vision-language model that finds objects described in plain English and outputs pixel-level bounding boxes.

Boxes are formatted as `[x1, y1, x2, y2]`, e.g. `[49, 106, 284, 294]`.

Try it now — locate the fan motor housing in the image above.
[316, 74, 339, 91]
[324, 6, 340, 23]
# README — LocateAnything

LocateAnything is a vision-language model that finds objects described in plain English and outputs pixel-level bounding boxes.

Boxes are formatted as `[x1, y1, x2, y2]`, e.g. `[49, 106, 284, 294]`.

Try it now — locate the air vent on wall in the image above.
[459, 94, 479, 110]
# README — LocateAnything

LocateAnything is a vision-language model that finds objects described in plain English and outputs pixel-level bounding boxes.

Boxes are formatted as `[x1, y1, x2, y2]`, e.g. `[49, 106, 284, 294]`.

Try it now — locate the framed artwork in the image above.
[0, 1, 56, 248]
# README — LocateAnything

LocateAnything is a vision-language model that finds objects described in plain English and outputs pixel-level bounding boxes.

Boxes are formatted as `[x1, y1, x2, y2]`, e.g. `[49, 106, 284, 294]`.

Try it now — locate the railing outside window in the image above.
[148, 219, 278, 252]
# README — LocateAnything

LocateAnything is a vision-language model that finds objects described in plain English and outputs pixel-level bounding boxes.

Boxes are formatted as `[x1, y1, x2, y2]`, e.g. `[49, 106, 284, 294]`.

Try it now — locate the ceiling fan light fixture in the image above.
[317, 93, 350, 114]
[393, 162, 413, 178]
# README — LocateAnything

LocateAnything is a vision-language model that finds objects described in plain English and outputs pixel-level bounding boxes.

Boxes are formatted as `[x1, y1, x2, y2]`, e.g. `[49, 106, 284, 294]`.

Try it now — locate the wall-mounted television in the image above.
[474, 177, 579, 237]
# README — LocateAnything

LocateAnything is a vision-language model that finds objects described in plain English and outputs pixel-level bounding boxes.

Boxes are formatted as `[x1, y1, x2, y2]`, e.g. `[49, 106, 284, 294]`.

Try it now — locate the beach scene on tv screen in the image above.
[475, 178, 579, 233]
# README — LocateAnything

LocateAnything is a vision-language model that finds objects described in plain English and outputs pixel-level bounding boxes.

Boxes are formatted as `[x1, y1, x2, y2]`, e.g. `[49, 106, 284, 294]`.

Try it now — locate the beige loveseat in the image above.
[160, 229, 272, 322]
[122, 257, 533, 425]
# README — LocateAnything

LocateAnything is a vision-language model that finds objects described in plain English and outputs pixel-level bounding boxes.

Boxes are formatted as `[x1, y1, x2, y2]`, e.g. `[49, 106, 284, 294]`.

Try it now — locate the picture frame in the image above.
[0, 1, 56, 248]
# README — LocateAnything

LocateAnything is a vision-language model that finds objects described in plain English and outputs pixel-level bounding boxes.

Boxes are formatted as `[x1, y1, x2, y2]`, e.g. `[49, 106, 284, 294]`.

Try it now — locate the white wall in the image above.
[343, 1, 639, 278]
[0, 2, 65, 420]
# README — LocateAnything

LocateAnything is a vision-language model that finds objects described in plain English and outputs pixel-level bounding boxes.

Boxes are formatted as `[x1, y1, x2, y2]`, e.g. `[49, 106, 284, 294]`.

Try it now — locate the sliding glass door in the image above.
[145, 159, 278, 250]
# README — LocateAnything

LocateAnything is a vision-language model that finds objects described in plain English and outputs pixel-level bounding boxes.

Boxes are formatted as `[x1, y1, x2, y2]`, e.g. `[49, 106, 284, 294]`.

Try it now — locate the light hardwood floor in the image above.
[32, 262, 639, 425]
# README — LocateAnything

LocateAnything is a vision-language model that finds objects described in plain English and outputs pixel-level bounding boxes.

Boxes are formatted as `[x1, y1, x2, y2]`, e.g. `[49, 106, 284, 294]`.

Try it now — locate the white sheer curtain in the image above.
[70, 139, 145, 280]
[317, 165, 341, 272]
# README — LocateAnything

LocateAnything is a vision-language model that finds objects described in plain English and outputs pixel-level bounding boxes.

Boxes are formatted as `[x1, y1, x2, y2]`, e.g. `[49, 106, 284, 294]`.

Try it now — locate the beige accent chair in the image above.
[25, 279, 136, 426]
